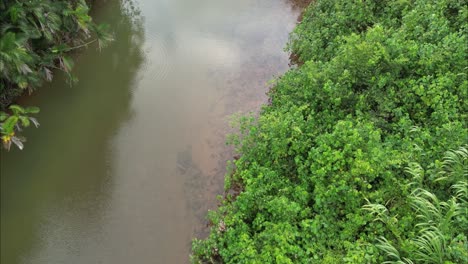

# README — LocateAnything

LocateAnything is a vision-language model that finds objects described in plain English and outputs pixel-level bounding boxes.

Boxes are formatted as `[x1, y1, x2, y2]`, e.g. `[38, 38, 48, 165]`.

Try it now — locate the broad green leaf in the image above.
[9, 104, 25, 114]
[19, 116, 30, 127]
[24, 106, 40, 114]
[2, 116, 18, 134]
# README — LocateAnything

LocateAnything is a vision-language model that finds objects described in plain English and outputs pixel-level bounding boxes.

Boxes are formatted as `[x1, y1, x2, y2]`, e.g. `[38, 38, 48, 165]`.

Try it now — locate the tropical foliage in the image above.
[0, 104, 39, 150]
[0, 0, 112, 149]
[192, 0, 467, 263]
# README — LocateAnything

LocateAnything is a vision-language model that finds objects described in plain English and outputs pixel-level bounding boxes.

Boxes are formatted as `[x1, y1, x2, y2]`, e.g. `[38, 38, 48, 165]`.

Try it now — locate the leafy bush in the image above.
[192, 0, 467, 263]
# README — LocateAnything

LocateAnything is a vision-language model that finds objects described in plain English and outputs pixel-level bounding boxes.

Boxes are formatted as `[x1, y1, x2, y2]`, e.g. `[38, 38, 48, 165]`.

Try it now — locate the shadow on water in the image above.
[0, 1, 145, 263]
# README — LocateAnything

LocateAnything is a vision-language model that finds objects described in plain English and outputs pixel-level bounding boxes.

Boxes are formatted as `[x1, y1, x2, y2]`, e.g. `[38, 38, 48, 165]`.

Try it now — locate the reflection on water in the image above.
[1, 0, 302, 263]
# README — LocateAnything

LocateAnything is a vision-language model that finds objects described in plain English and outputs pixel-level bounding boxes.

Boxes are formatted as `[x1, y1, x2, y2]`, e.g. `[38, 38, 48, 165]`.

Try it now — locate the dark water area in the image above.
[1, 0, 303, 263]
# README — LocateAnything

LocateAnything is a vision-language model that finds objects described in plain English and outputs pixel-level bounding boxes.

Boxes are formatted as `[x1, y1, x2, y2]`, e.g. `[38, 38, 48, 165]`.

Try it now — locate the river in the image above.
[0, 0, 303, 263]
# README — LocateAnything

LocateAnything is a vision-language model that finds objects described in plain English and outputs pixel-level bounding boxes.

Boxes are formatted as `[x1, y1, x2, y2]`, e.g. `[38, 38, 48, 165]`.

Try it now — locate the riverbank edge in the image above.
[189, 0, 313, 261]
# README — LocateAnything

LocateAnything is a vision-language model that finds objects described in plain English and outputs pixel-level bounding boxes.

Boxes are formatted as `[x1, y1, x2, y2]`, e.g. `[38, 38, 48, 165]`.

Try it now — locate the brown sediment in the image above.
[287, 0, 314, 67]
[289, 52, 305, 67]
[289, 0, 313, 9]
[289, 0, 314, 22]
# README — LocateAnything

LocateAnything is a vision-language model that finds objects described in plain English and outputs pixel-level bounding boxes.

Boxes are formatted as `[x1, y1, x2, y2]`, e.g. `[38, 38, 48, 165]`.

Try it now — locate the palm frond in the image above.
[451, 181, 468, 202]
[376, 237, 414, 264]
[436, 145, 468, 183]
[413, 227, 446, 264]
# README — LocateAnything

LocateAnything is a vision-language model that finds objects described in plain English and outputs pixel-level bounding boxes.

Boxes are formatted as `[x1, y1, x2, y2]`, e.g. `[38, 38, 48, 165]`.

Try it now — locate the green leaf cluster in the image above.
[0, 104, 39, 150]
[192, 0, 467, 263]
[0, 0, 113, 109]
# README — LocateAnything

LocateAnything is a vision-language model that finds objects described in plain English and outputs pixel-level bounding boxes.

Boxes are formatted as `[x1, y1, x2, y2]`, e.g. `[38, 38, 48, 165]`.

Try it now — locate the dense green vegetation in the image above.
[192, 0, 467, 263]
[0, 0, 111, 149]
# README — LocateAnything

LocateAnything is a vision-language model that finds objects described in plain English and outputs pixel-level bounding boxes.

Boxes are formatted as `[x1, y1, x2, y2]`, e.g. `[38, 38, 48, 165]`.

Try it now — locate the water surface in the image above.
[1, 0, 302, 263]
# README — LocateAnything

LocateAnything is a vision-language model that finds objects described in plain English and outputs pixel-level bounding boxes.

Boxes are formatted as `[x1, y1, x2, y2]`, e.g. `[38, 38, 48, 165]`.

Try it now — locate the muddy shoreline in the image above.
[191, 0, 314, 240]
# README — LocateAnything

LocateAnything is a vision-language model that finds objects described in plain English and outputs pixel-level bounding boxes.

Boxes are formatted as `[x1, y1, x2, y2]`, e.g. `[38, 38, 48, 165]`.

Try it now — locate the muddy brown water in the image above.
[0, 0, 303, 263]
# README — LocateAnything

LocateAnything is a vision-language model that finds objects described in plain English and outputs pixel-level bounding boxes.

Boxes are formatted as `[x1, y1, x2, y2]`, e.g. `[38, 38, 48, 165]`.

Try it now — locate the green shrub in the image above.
[192, 0, 467, 263]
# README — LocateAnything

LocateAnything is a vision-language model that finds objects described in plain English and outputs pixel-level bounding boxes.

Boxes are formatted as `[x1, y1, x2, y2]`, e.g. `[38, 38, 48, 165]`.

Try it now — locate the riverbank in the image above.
[191, 0, 468, 263]
[1, 1, 307, 263]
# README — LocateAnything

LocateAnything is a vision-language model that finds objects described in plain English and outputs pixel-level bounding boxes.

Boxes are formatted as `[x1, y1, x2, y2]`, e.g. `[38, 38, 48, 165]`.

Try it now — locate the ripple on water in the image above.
[143, 31, 175, 81]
